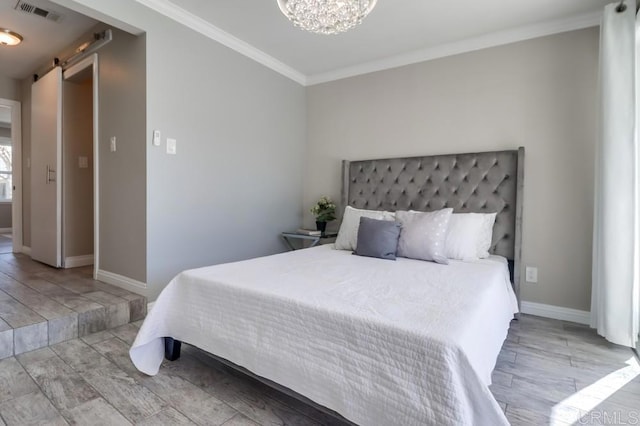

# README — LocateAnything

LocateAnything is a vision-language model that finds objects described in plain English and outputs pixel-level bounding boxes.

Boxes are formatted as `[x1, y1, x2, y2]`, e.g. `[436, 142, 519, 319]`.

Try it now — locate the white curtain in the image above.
[591, 0, 639, 348]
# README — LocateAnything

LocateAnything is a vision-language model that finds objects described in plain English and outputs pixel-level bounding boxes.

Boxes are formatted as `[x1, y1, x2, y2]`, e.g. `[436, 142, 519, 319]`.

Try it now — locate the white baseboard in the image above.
[521, 301, 591, 325]
[0, 228, 12, 233]
[97, 269, 147, 293]
[64, 255, 94, 268]
[21, 246, 31, 255]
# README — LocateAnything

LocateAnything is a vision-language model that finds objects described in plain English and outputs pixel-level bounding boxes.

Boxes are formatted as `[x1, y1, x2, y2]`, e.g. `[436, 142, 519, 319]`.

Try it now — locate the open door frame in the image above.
[0, 98, 23, 254]
[63, 54, 100, 279]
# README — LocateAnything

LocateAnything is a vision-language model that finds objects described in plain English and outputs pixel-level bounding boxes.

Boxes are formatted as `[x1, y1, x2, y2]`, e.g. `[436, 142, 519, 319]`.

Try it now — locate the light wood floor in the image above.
[0, 314, 638, 424]
[493, 315, 639, 425]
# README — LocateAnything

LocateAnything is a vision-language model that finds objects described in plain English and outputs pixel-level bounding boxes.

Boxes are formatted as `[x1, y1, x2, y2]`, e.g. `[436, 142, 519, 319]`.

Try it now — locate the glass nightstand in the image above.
[281, 231, 338, 250]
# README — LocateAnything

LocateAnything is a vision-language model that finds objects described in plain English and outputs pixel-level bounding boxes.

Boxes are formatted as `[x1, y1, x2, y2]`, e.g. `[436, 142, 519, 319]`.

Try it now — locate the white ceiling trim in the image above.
[134, 0, 601, 87]
[307, 10, 602, 85]
[135, 0, 307, 85]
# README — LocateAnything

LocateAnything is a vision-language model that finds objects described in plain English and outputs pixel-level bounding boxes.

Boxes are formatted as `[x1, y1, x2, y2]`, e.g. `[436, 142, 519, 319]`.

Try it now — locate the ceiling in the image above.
[0, 0, 97, 80]
[163, 0, 606, 84]
[1, 0, 608, 84]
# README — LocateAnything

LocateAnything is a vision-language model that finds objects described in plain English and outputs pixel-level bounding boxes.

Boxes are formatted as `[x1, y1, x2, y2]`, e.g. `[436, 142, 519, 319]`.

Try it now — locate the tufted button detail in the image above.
[395, 178, 399, 183]
[462, 203, 467, 208]
[444, 176, 449, 182]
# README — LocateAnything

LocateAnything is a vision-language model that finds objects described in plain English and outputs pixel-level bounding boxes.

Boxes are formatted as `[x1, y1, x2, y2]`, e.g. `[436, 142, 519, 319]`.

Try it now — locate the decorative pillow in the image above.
[354, 217, 402, 260]
[476, 212, 497, 258]
[396, 209, 453, 264]
[335, 206, 396, 251]
[445, 213, 486, 261]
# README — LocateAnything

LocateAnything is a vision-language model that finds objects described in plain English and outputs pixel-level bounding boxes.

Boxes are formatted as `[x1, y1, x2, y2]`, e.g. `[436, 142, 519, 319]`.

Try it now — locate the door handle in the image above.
[46, 165, 56, 184]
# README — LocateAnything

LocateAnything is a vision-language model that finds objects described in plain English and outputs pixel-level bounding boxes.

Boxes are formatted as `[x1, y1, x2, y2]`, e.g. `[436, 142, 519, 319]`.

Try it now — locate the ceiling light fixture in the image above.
[277, 0, 377, 35]
[0, 28, 23, 46]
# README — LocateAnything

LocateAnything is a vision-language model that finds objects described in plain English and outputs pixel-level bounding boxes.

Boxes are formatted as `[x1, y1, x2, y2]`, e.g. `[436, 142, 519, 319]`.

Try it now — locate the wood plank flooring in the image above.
[0, 314, 638, 424]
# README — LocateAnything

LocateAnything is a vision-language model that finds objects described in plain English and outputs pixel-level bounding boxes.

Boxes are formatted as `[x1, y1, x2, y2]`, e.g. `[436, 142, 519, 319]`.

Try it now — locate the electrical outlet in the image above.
[525, 266, 538, 283]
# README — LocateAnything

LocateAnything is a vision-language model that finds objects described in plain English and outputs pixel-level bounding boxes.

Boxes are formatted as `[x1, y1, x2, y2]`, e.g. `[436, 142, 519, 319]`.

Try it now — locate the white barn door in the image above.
[31, 67, 62, 267]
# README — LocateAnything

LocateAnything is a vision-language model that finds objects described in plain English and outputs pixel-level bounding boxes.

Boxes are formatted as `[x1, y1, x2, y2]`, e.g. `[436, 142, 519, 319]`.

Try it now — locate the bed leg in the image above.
[164, 337, 182, 361]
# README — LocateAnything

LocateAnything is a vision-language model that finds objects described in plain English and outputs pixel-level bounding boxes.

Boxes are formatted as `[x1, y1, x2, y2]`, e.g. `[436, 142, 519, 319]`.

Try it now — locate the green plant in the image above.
[310, 196, 337, 222]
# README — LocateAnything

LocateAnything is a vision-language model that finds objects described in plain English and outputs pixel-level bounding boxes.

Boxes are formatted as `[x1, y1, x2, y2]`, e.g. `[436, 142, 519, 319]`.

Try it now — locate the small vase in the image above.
[315, 221, 327, 233]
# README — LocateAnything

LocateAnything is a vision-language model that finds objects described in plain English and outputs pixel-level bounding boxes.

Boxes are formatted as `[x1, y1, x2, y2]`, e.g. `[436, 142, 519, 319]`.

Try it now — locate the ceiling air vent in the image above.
[14, 1, 62, 23]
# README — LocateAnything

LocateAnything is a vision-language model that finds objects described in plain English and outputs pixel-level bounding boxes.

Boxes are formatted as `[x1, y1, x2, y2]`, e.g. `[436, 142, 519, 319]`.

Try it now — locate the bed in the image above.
[130, 148, 524, 426]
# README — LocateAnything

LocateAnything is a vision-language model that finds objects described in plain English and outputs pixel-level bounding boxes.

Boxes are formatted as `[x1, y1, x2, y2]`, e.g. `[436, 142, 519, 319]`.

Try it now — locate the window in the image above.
[0, 144, 12, 202]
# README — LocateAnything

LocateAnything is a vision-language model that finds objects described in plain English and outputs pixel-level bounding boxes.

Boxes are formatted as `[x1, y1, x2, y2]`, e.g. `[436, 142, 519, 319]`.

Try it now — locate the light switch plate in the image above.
[153, 130, 161, 146]
[167, 138, 177, 155]
[110, 136, 117, 152]
[78, 156, 88, 169]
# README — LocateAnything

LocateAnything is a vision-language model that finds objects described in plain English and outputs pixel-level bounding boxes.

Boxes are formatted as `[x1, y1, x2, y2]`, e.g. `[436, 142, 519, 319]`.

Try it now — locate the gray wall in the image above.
[305, 28, 599, 312]
[0, 204, 11, 229]
[0, 74, 21, 101]
[94, 26, 147, 282]
[54, 0, 306, 299]
[63, 78, 93, 258]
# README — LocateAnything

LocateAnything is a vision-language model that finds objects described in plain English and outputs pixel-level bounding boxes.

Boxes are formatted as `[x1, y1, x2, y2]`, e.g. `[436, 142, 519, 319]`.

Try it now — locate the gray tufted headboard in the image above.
[341, 148, 524, 305]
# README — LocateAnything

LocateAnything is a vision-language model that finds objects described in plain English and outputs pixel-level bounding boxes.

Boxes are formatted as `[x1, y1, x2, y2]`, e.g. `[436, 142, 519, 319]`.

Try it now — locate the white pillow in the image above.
[396, 209, 453, 264]
[445, 212, 497, 261]
[335, 206, 395, 251]
[445, 213, 485, 261]
[477, 212, 497, 258]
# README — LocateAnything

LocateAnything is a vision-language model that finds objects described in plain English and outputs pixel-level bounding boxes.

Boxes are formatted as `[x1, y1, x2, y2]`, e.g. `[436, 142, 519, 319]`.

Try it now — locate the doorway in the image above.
[62, 56, 97, 269]
[0, 98, 22, 255]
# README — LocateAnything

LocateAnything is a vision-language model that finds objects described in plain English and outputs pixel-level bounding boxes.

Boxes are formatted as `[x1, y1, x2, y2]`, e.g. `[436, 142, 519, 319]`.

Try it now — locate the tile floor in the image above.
[0, 253, 146, 358]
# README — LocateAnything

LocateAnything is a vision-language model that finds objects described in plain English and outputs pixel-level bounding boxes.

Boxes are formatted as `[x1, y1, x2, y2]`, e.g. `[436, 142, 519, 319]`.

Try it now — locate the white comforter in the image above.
[130, 245, 518, 426]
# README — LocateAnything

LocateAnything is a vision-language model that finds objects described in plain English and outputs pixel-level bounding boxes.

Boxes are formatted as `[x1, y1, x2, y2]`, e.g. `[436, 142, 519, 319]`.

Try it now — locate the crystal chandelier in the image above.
[277, 0, 378, 35]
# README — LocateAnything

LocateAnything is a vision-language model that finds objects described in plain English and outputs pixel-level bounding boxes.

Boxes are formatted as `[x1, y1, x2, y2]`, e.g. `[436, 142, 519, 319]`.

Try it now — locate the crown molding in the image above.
[134, 0, 307, 85]
[134, 0, 601, 87]
[307, 11, 602, 85]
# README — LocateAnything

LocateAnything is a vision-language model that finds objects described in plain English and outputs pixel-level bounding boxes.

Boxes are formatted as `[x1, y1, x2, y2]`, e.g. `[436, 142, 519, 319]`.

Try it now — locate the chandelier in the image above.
[277, 0, 378, 35]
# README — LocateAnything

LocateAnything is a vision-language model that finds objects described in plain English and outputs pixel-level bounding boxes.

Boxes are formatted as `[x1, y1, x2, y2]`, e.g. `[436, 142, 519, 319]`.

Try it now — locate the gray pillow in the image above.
[354, 217, 402, 260]
[396, 209, 453, 264]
